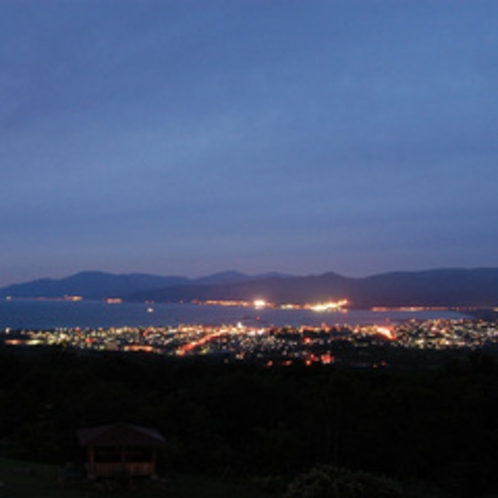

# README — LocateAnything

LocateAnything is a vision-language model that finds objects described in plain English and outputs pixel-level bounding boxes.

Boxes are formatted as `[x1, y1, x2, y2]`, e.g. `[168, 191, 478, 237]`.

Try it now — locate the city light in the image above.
[1, 318, 497, 367]
[308, 299, 348, 312]
[374, 326, 395, 340]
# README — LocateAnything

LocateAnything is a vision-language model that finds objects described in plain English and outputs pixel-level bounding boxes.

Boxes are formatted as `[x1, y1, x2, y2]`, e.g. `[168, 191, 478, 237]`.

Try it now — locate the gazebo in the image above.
[77, 423, 166, 479]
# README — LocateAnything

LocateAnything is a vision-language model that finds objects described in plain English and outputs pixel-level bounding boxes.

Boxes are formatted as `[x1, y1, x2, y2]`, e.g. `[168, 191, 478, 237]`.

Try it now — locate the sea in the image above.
[0, 299, 470, 330]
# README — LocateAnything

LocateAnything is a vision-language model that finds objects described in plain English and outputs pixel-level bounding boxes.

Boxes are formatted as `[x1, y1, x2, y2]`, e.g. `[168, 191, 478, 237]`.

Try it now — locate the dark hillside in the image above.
[1, 346, 498, 497]
[129, 268, 498, 307]
[2, 268, 497, 307]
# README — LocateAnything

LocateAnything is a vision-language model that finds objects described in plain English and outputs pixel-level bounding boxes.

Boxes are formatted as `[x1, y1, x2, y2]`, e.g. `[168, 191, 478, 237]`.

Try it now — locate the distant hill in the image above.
[128, 272, 350, 304]
[0, 270, 294, 300]
[2, 268, 497, 308]
[0, 271, 191, 300]
[195, 270, 292, 286]
[353, 268, 498, 307]
[129, 268, 498, 308]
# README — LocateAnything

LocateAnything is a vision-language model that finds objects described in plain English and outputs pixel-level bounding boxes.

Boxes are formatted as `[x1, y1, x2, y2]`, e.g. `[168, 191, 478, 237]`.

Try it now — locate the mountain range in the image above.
[1, 268, 497, 308]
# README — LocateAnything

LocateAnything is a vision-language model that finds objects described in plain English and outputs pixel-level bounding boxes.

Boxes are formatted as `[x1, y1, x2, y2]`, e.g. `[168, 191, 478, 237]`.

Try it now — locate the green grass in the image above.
[0, 458, 274, 498]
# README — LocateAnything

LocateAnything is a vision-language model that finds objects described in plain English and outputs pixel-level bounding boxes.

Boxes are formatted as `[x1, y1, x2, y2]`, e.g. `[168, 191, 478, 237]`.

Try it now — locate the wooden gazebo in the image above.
[77, 423, 166, 479]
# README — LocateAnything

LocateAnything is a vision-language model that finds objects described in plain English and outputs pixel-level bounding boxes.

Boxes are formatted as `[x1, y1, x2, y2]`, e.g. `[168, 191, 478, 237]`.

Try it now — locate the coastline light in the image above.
[254, 299, 267, 309]
[310, 299, 348, 312]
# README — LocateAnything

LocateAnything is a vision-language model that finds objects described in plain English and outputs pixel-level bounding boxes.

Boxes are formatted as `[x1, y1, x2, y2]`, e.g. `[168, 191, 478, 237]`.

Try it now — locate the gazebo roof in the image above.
[78, 423, 166, 447]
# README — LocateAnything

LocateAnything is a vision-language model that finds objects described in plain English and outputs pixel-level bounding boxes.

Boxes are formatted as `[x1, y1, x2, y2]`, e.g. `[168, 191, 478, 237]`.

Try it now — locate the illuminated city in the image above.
[2, 318, 497, 367]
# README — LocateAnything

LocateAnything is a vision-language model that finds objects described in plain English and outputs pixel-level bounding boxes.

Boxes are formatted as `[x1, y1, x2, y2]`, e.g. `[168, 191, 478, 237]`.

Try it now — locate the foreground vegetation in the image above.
[0, 457, 275, 498]
[1, 345, 498, 497]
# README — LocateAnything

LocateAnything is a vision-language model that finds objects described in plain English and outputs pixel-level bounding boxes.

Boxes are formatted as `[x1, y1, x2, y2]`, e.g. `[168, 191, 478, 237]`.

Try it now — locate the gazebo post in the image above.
[152, 446, 157, 476]
[121, 445, 126, 473]
[88, 446, 95, 477]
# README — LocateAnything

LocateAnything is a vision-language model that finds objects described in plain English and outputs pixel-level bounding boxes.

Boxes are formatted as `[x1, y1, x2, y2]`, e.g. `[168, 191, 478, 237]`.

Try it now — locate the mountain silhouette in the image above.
[2, 268, 497, 308]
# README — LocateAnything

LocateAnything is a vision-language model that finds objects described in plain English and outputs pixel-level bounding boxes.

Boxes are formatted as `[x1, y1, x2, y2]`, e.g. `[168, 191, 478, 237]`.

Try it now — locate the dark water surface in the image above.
[0, 300, 468, 330]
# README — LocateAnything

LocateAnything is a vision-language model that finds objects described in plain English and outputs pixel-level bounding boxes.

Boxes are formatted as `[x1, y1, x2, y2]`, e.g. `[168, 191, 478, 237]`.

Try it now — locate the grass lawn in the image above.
[0, 458, 275, 498]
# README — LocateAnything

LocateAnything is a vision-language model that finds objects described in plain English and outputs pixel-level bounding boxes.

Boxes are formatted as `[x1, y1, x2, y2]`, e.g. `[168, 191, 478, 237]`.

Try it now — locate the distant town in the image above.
[2, 317, 498, 368]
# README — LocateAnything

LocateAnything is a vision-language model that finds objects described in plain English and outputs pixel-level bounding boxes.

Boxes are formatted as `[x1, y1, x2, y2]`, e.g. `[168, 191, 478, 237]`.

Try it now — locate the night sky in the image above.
[1, 0, 497, 286]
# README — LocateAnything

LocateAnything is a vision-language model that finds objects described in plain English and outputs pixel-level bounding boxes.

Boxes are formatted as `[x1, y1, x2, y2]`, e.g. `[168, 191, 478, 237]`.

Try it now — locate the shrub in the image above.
[285, 464, 402, 498]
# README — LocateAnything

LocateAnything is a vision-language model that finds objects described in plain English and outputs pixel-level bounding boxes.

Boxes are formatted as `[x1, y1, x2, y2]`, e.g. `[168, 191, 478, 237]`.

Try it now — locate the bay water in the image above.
[0, 299, 468, 330]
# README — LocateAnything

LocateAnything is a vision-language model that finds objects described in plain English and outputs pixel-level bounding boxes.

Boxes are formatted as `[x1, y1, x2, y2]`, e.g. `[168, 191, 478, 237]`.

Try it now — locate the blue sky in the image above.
[1, 0, 497, 285]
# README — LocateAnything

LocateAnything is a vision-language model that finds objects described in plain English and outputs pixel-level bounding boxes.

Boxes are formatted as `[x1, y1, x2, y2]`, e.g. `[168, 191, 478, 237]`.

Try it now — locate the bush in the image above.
[285, 464, 402, 498]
